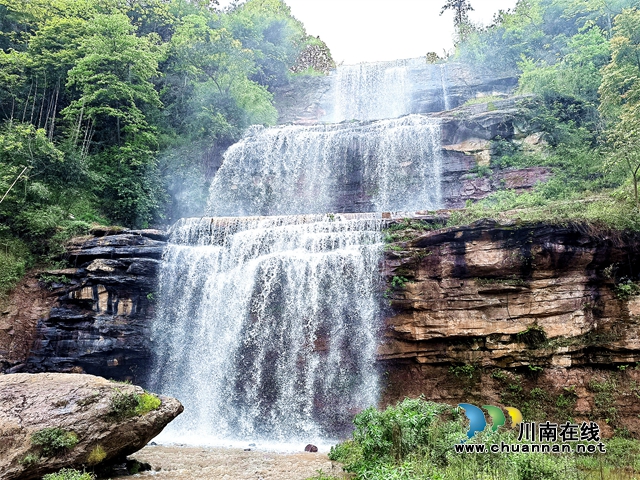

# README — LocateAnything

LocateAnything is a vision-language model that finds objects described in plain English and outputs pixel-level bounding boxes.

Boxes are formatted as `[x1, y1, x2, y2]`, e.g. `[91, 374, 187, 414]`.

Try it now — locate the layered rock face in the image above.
[18, 230, 167, 383]
[0, 373, 182, 480]
[435, 97, 551, 208]
[382, 219, 640, 435]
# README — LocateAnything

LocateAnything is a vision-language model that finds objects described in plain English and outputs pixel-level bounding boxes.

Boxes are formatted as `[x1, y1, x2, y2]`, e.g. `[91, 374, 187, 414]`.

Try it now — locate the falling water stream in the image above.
[149, 59, 449, 447]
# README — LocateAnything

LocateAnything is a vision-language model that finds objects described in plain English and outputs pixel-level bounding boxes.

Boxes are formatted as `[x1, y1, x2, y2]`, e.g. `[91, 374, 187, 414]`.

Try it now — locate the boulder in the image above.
[0, 373, 183, 480]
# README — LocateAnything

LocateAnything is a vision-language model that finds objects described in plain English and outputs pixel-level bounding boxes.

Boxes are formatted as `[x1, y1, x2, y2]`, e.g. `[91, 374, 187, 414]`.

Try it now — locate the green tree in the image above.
[61, 13, 165, 226]
[440, 0, 474, 42]
[599, 8, 640, 209]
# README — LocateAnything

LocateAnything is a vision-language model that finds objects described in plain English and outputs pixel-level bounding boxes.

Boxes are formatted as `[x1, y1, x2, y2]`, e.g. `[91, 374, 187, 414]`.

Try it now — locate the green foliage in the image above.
[108, 390, 140, 420]
[589, 377, 618, 423]
[31, 428, 78, 456]
[0, 0, 326, 269]
[86, 445, 106, 465]
[462, 95, 505, 106]
[0, 234, 29, 296]
[19, 452, 40, 466]
[108, 390, 161, 420]
[615, 277, 640, 299]
[137, 392, 162, 415]
[328, 397, 624, 480]
[449, 364, 476, 380]
[42, 469, 95, 480]
[329, 398, 464, 473]
[599, 7, 640, 210]
[390, 276, 408, 289]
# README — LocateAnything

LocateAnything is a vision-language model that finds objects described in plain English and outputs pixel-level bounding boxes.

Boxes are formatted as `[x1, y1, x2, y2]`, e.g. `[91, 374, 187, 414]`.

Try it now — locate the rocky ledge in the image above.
[6, 229, 168, 382]
[382, 218, 640, 435]
[0, 373, 182, 480]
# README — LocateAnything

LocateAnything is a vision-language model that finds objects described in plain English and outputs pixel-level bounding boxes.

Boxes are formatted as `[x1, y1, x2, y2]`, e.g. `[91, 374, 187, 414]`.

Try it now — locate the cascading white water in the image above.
[150, 57, 448, 447]
[206, 115, 443, 216]
[150, 214, 383, 445]
[328, 60, 413, 122]
[440, 64, 451, 111]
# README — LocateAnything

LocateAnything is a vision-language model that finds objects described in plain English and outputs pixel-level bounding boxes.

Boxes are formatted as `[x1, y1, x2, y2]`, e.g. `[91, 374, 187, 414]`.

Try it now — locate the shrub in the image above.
[42, 469, 95, 480]
[136, 392, 162, 415]
[86, 445, 107, 465]
[19, 453, 40, 466]
[31, 428, 78, 456]
[108, 390, 161, 420]
[330, 397, 464, 473]
[108, 390, 140, 420]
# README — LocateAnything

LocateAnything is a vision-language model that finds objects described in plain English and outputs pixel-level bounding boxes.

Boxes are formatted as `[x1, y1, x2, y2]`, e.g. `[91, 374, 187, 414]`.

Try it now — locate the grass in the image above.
[42, 469, 94, 480]
[449, 192, 640, 232]
[462, 95, 506, 106]
[86, 445, 107, 465]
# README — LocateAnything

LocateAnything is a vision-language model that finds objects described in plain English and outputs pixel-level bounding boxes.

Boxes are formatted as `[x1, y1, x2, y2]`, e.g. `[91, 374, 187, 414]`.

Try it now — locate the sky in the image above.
[219, 0, 519, 64]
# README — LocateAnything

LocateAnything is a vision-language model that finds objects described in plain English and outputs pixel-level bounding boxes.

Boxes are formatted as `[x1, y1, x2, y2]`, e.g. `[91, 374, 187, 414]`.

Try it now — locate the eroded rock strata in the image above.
[0, 373, 182, 480]
[382, 218, 640, 435]
[18, 230, 167, 382]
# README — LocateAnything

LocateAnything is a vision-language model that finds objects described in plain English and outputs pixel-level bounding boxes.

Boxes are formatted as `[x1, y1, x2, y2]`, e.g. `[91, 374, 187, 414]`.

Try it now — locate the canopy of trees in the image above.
[451, 0, 640, 227]
[0, 0, 331, 287]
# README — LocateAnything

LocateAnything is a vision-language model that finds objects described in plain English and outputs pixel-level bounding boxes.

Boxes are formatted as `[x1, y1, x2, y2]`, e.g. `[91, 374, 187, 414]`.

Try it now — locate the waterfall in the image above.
[440, 64, 451, 111]
[206, 115, 443, 216]
[328, 60, 413, 122]
[150, 214, 383, 445]
[150, 58, 447, 447]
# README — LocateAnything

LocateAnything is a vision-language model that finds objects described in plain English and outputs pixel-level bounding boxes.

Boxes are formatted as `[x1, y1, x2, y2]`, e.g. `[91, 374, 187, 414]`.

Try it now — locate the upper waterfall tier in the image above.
[327, 59, 415, 122]
[273, 60, 518, 125]
[206, 115, 443, 216]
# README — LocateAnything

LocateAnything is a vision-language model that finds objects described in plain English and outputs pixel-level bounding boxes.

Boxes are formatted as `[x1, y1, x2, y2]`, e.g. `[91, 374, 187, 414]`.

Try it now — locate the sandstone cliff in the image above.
[382, 217, 640, 436]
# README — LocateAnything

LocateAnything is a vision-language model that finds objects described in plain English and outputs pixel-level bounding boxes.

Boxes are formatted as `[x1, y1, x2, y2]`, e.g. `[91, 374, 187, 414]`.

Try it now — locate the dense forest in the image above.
[450, 0, 640, 231]
[0, 0, 332, 294]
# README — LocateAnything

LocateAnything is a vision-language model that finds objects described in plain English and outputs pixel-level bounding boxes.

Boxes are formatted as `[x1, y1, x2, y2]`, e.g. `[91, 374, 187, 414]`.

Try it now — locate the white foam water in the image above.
[206, 115, 443, 216]
[328, 59, 414, 122]
[149, 215, 384, 445]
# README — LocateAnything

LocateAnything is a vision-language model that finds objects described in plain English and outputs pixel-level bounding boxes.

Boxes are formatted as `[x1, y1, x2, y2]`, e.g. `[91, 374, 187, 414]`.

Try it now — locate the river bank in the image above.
[131, 445, 344, 480]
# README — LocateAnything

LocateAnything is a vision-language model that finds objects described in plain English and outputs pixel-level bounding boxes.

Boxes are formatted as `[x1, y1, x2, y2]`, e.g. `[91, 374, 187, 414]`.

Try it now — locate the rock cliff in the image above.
[13, 229, 167, 383]
[0, 372, 182, 480]
[382, 217, 640, 435]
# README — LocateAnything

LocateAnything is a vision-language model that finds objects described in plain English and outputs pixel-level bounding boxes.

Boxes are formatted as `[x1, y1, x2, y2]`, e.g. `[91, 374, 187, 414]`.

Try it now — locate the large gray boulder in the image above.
[0, 373, 182, 480]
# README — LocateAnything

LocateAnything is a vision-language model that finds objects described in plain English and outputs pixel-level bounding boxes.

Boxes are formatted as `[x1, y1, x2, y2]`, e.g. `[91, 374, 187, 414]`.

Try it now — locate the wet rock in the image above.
[14, 232, 167, 383]
[0, 373, 183, 480]
[304, 444, 318, 453]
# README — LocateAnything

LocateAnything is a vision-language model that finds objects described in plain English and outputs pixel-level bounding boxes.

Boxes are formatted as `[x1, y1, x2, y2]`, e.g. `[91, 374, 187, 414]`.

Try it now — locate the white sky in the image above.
[219, 0, 519, 64]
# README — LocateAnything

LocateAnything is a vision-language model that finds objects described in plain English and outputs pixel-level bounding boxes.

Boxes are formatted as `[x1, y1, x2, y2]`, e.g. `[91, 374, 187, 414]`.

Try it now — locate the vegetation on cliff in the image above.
[0, 0, 331, 295]
[450, 0, 640, 231]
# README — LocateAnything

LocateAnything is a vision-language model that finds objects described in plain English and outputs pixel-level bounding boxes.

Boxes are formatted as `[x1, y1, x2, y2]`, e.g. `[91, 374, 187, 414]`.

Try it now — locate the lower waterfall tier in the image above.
[149, 215, 384, 443]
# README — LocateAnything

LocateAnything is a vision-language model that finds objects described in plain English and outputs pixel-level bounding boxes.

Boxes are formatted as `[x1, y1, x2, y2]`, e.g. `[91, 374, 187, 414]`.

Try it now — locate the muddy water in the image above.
[132, 445, 347, 480]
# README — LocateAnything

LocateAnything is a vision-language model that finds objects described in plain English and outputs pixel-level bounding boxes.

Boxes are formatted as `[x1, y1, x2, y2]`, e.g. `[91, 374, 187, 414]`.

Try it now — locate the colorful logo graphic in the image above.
[458, 404, 523, 440]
